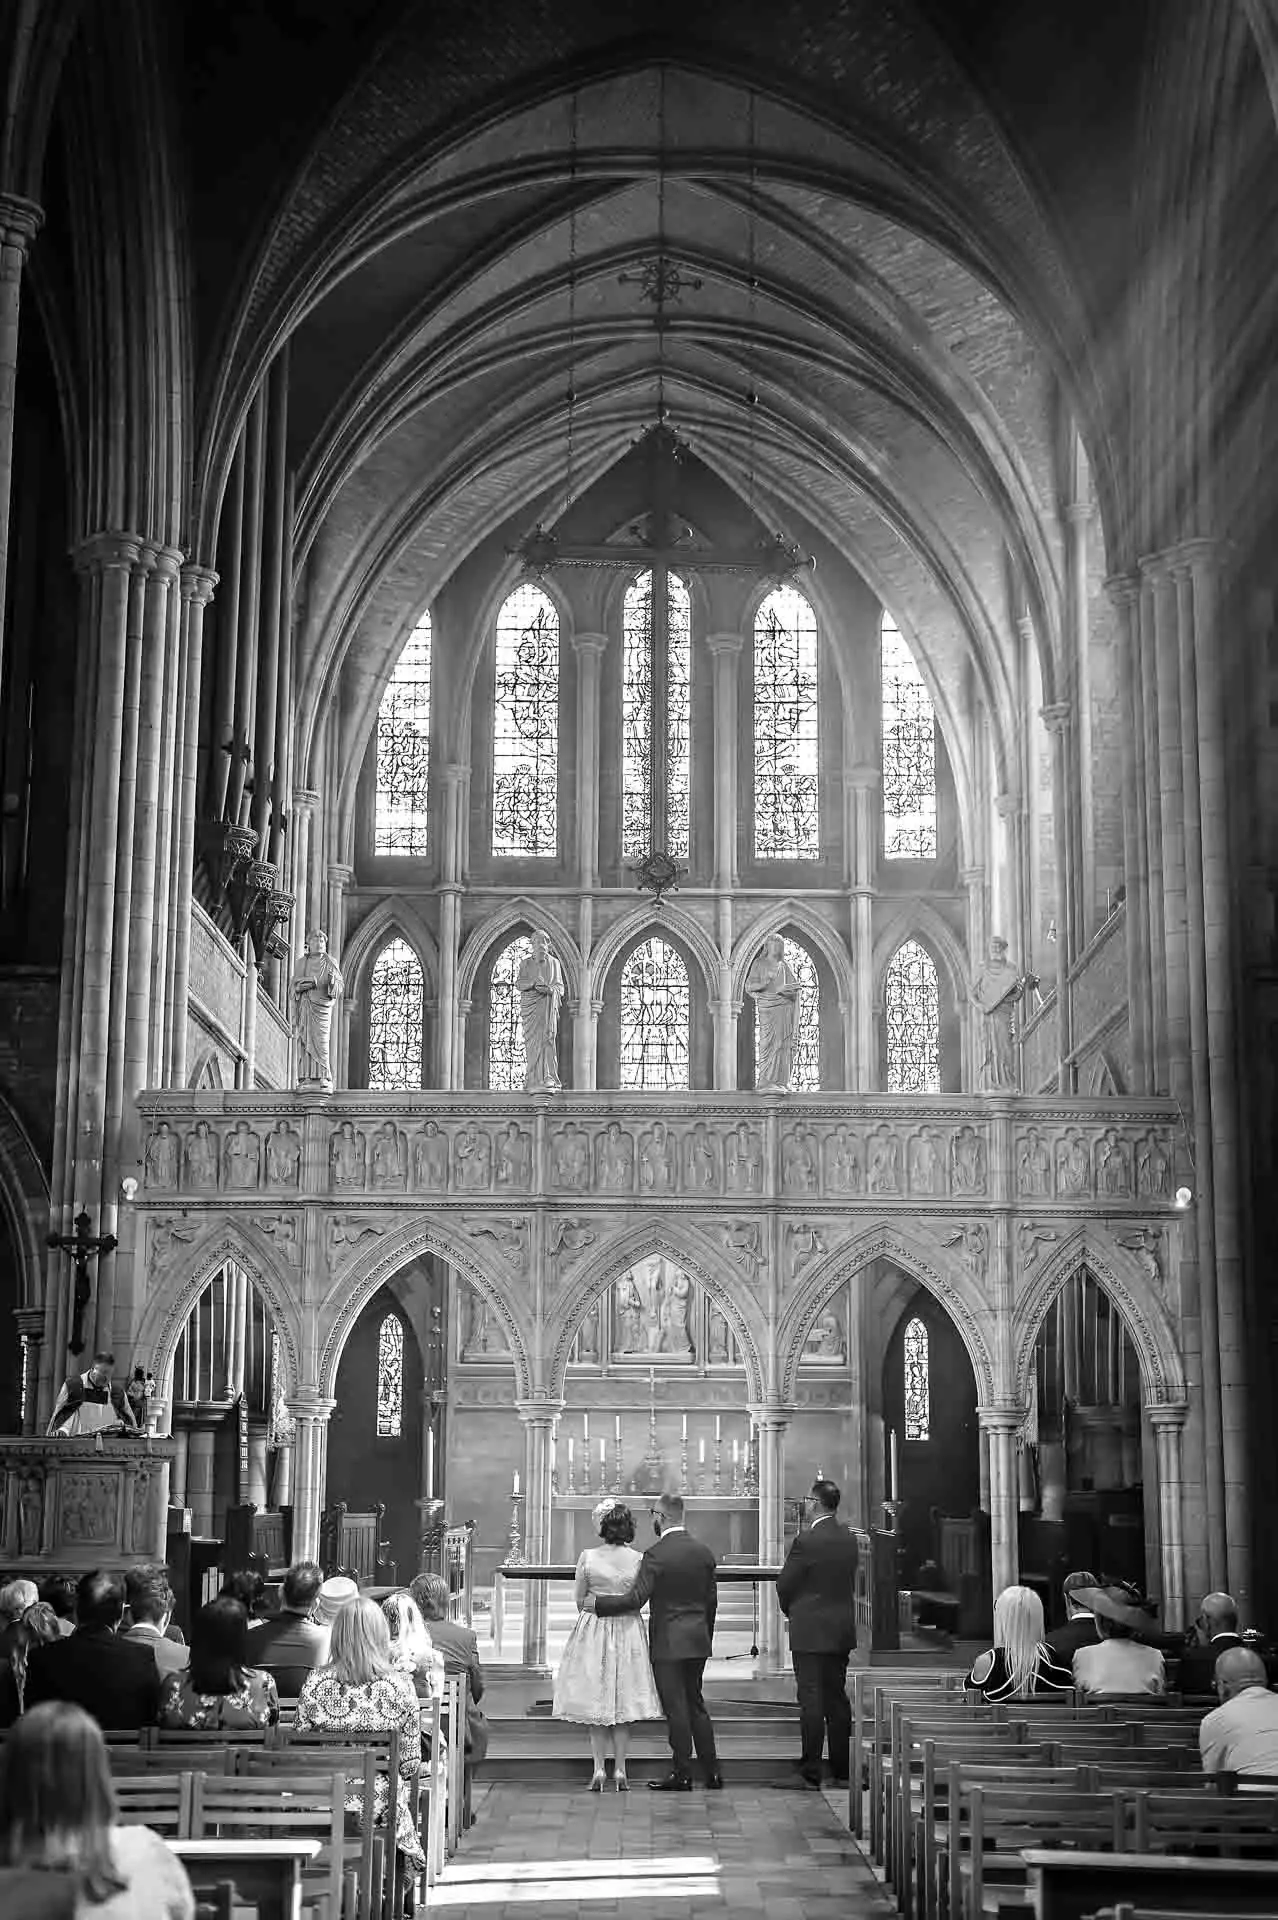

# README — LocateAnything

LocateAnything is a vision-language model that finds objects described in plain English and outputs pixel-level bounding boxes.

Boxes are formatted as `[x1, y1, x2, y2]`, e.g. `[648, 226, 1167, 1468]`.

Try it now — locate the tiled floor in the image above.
[431, 1781, 892, 1918]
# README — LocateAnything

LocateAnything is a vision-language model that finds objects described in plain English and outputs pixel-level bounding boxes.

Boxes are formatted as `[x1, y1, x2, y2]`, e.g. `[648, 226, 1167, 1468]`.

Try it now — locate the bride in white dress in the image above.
[553, 1498, 663, 1790]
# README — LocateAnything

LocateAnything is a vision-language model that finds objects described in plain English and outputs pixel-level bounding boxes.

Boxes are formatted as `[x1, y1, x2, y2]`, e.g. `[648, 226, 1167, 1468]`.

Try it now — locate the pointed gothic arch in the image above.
[586, 901, 720, 1004]
[134, 1221, 303, 1406]
[728, 901, 854, 1010]
[342, 897, 440, 1003]
[1013, 1225, 1188, 1410]
[457, 898, 582, 1002]
[0, 1093, 48, 1310]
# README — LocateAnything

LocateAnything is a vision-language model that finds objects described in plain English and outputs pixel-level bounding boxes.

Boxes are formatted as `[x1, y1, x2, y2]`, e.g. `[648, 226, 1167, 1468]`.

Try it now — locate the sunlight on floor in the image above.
[433, 1853, 724, 1906]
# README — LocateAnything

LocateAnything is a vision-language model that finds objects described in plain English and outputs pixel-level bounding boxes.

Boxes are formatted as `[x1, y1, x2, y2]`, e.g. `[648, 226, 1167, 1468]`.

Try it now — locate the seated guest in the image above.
[316, 1573, 359, 1627]
[25, 1572, 162, 1728]
[0, 1700, 194, 1919]
[1071, 1582, 1166, 1696]
[382, 1591, 441, 1705]
[38, 1575, 78, 1638]
[968, 1585, 1073, 1701]
[0, 1578, 39, 1624]
[1199, 1646, 1278, 1775]
[1045, 1569, 1103, 1662]
[122, 1568, 188, 1679]
[296, 1597, 425, 1886]
[157, 1596, 278, 1730]
[218, 1569, 267, 1624]
[412, 1572, 489, 1782]
[0, 1595, 60, 1726]
[254, 1560, 330, 1694]
[1179, 1591, 1244, 1695]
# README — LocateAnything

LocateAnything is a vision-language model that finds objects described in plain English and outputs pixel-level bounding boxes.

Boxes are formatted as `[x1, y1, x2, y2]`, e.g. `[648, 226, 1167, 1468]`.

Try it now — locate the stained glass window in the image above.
[368, 939, 425, 1090]
[882, 614, 937, 858]
[754, 587, 819, 858]
[488, 934, 532, 1090]
[885, 939, 941, 1093]
[904, 1316, 930, 1441]
[377, 1313, 404, 1438]
[754, 936, 821, 1090]
[619, 936, 690, 1089]
[493, 584, 559, 856]
[375, 615, 431, 854]
[621, 569, 691, 860]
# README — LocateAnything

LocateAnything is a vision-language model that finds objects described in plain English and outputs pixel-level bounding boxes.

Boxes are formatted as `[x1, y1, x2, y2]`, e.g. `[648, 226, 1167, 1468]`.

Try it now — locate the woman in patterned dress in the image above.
[157, 1597, 278, 1729]
[295, 1598, 425, 1880]
[553, 1499, 663, 1790]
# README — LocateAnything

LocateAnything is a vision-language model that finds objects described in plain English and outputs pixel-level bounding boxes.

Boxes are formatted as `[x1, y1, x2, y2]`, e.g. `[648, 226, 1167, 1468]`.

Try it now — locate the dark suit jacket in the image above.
[429, 1618, 485, 1703]
[776, 1517, 859, 1654]
[1044, 1614, 1102, 1663]
[252, 1609, 330, 1696]
[24, 1626, 162, 1728]
[1177, 1631, 1243, 1696]
[594, 1526, 717, 1660]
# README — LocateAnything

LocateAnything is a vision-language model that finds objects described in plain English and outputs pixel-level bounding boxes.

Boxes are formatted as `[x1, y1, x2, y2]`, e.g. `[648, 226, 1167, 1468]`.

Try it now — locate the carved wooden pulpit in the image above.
[0, 1436, 177, 1571]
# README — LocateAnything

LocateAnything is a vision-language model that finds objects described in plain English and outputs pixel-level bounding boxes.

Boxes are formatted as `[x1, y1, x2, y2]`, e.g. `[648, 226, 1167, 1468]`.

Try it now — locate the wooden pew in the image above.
[170, 1840, 323, 1920]
[948, 1781, 1127, 1920]
[112, 1772, 192, 1837]
[189, 1773, 345, 1920]
[286, 1725, 407, 1919]
[1129, 1788, 1278, 1855]
[238, 1747, 379, 1920]
[915, 1747, 1083, 1920]
[853, 1667, 966, 1837]
[1023, 1848, 1278, 1920]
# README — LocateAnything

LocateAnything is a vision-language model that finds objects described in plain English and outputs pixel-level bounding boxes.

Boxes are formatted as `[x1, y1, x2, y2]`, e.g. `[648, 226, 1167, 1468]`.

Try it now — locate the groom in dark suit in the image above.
[585, 1490, 721, 1791]
[776, 1478, 859, 1786]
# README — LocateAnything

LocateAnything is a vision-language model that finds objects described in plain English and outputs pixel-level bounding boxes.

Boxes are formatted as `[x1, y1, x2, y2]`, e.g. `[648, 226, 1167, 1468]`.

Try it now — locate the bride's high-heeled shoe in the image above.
[588, 1772, 606, 1793]
[614, 1771, 629, 1792]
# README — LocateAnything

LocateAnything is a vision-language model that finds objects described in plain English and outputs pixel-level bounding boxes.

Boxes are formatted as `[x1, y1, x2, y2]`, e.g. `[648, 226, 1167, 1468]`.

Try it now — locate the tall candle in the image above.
[568, 1437, 575, 1463]
[715, 1415, 721, 1442]
[513, 1470, 520, 1496]
[889, 1428, 898, 1503]
[426, 1430, 435, 1501]
[599, 1438, 606, 1467]
[681, 1413, 688, 1441]
[732, 1439, 739, 1466]
[583, 1412, 589, 1445]
[699, 1437, 706, 1464]
[615, 1414, 621, 1442]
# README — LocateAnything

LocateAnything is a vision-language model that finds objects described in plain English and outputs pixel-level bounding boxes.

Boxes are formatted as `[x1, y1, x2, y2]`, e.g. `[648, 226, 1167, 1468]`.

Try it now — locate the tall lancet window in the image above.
[619, 937, 690, 1089]
[755, 937, 821, 1090]
[488, 934, 532, 1090]
[492, 584, 559, 856]
[375, 615, 431, 854]
[377, 1313, 404, 1438]
[754, 587, 819, 858]
[884, 940, 941, 1093]
[368, 939, 425, 1090]
[904, 1316, 930, 1441]
[881, 613, 936, 857]
[621, 568, 691, 861]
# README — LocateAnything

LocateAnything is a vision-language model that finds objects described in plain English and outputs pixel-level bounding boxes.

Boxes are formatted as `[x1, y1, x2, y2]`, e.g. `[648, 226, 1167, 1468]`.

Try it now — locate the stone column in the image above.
[1040, 704, 1074, 1091]
[290, 790, 319, 946]
[287, 1394, 336, 1564]
[169, 566, 218, 1085]
[978, 1408, 1021, 1596]
[0, 195, 42, 697]
[245, 1418, 270, 1510]
[13, 1307, 43, 1436]
[750, 1407, 790, 1668]
[847, 767, 879, 1090]
[1148, 1403, 1188, 1631]
[517, 1403, 560, 1666]
[573, 632, 606, 888]
[436, 766, 467, 1088]
[179, 1406, 222, 1538]
[126, 547, 182, 1094]
[1104, 575, 1152, 1091]
[707, 632, 742, 890]
[571, 999, 600, 1091]
[1063, 497, 1092, 948]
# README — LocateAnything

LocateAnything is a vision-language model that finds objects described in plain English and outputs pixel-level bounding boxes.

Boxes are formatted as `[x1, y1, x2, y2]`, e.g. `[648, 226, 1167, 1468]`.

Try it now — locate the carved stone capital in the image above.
[72, 531, 144, 576]
[0, 194, 43, 257]
[180, 563, 219, 606]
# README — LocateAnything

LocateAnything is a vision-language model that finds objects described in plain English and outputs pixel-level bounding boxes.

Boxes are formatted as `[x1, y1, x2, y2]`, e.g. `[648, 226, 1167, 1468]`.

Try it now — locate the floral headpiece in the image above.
[592, 1497, 624, 1533]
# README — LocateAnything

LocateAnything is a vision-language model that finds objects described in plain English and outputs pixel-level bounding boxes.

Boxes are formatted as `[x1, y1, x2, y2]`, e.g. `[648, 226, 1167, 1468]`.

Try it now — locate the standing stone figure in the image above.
[516, 929, 565, 1093]
[747, 934, 801, 1093]
[293, 928, 344, 1091]
[969, 935, 1026, 1091]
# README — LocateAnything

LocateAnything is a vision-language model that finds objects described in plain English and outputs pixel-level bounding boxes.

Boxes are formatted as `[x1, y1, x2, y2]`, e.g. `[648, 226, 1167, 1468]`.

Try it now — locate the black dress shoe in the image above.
[704, 1772, 725, 1789]
[649, 1773, 693, 1792]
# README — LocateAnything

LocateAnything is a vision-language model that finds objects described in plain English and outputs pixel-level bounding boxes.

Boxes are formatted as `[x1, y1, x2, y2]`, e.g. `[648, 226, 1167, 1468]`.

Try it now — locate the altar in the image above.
[551, 1493, 760, 1564]
[0, 1436, 177, 1573]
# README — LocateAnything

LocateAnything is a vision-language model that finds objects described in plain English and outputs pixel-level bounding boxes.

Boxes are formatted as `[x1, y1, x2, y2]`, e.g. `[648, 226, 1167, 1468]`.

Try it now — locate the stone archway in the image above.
[1012, 1226, 1188, 1409]
[134, 1220, 304, 1405]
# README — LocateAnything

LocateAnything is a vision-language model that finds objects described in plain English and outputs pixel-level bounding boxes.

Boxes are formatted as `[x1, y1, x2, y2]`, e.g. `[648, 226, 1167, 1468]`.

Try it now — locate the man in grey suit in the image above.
[122, 1566, 188, 1678]
[777, 1478, 859, 1786]
[585, 1491, 721, 1790]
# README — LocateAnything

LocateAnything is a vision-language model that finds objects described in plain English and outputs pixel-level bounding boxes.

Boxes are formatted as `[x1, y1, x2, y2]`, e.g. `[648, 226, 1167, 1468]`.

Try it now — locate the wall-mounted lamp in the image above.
[120, 1177, 139, 1202]
[1174, 1185, 1193, 1209]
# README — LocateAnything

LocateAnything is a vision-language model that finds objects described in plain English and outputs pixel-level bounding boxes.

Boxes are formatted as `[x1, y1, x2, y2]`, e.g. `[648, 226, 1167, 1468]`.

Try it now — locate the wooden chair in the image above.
[155, 1726, 278, 1753]
[419, 1695, 446, 1888]
[1130, 1788, 1278, 1855]
[112, 1745, 233, 1776]
[238, 1746, 381, 1920]
[111, 1772, 192, 1837]
[285, 1726, 407, 1919]
[948, 1780, 1126, 1920]
[189, 1772, 346, 1920]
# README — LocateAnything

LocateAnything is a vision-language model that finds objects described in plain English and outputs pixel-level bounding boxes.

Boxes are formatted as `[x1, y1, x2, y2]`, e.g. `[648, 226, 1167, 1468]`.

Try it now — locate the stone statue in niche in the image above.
[660, 1270, 694, 1358]
[1017, 1128, 1052, 1198]
[706, 1308, 732, 1365]
[639, 1122, 678, 1193]
[412, 1121, 449, 1191]
[266, 1122, 302, 1188]
[183, 1122, 218, 1190]
[787, 1223, 825, 1277]
[867, 1125, 901, 1196]
[684, 1122, 720, 1193]
[222, 1122, 261, 1191]
[824, 1125, 862, 1195]
[550, 1124, 590, 1190]
[722, 1220, 763, 1283]
[495, 1122, 532, 1190]
[969, 934, 1027, 1091]
[516, 929, 565, 1093]
[370, 1122, 406, 1190]
[1096, 1128, 1132, 1197]
[18, 1468, 44, 1556]
[293, 928, 344, 1092]
[595, 1122, 634, 1193]
[781, 1127, 818, 1195]
[148, 1215, 195, 1276]
[907, 1127, 944, 1196]
[725, 1123, 763, 1194]
[454, 1123, 492, 1192]
[329, 1121, 366, 1190]
[460, 1283, 508, 1360]
[145, 1122, 179, 1190]
[950, 1125, 987, 1196]
[747, 934, 801, 1093]
[1056, 1130, 1092, 1197]
[615, 1275, 644, 1354]
[575, 1302, 602, 1363]
[804, 1298, 847, 1363]
[1136, 1134, 1170, 1200]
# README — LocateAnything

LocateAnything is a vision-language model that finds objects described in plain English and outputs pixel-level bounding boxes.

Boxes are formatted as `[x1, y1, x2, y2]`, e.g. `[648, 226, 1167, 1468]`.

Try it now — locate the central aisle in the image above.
[431, 1783, 893, 1918]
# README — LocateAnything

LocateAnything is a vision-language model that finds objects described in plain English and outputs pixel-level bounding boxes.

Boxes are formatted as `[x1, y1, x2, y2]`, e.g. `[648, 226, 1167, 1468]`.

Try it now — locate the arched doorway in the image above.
[882, 1287, 981, 1617]
[169, 1263, 287, 1541]
[328, 1287, 429, 1585]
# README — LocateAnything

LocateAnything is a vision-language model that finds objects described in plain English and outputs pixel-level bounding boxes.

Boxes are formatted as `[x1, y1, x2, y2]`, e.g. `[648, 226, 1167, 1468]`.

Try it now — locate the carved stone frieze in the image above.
[255, 1214, 302, 1265]
[453, 1123, 492, 1192]
[183, 1122, 219, 1190]
[369, 1121, 407, 1191]
[781, 1125, 819, 1195]
[329, 1122, 367, 1191]
[1017, 1220, 1060, 1269]
[638, 1122, 679, 1194]
[938, 1222, 988, 1286]
[265, 1121, 302, 1188]
[148, 1215, 197, 1277]
[1135, 1132, 1172, 1200]
[144, 1122, 180, 1190]
[1116, 1226, 1163, 1286]
[548, 1218, 597, 1261]
[785, 1222, 826, 1281]
[495, 1122, 533, 1191]
[1056, 1129, 1092, 1198]
[720, 1219, 764, 1286]
[866, 1124, 902, 1197]
[906, 1127, 946, 1196]
[683, 1123, 722, 1194]
[411, 1122, 450, 1192]
[222, 1120, 261, 1191]
[725, 1123, 764, 1195]
[1095, 1127, 1132, 1199]
[467, 1217, 528, 1267]
[949, 1125, 987, 1197]
[59, 1472, 119, 1547]
[324, 1213, 385, 1275]
[1016, 1128, 1052, 1198]
[550, 1123, 591, 1190]
[594, 1122, 634, 1194]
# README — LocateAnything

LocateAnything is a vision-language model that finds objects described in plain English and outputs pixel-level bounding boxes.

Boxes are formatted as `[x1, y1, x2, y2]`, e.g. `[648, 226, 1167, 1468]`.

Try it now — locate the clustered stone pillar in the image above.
[287, 1395, 336, 1565]
[708, 632, 743, 1088]
[1040, 703, 1075, 1091]
[846, 767, 878, 1090]
[518, 1403, 560, 1666]
[979, 1408, 1021, 1597]
[750, 1407, 790, 1667]
[572, 634, 607, 1090]
[435, 766, 468, 1088]
[0, 194, 42, 696]
[1148, 1402, 1188, 1631]
[1104, 575, 1154, 1090]
[167, 565, 218, 1085]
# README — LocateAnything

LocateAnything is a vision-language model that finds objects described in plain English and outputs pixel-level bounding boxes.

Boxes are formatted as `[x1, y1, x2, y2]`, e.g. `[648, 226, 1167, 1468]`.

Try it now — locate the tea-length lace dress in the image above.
[552, 1543, 663, 1726]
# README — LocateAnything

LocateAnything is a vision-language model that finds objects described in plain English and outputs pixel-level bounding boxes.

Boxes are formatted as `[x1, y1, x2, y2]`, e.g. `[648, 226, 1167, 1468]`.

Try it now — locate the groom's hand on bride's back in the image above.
[581, 1594, 598, 1612]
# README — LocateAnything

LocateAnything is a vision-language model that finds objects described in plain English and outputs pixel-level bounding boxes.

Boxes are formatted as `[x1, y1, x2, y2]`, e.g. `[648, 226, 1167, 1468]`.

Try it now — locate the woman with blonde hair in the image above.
[382, 1591, 443, 1704]
[967, 1585, 1072, 1702]
[296, 1597, 425, 1890]
[0, 1700, 193, 1918]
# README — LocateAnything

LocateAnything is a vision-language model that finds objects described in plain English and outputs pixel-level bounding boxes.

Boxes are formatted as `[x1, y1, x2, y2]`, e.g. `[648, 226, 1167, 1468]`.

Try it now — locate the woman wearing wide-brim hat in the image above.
[1070, 1582, 1167, 1698]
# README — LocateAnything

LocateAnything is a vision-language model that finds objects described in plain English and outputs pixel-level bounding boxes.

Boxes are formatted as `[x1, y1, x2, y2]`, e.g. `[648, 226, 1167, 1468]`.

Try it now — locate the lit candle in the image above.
[513, 1470, 521, 1496]
[583, 1412, 590, 1445]
[599, 1438, 606, 1467]
[732, 1439, 739, 1466]
[568, 1437, 575, 1465]
[681, 1413, 688, 1442]
[889, 1428, 898, 1503]
[426, 1430, 435, 1501]
[699, 1437, 706, 1464]
[615, 1414, 621, 1442]
[715, 1415, 721, 1442]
